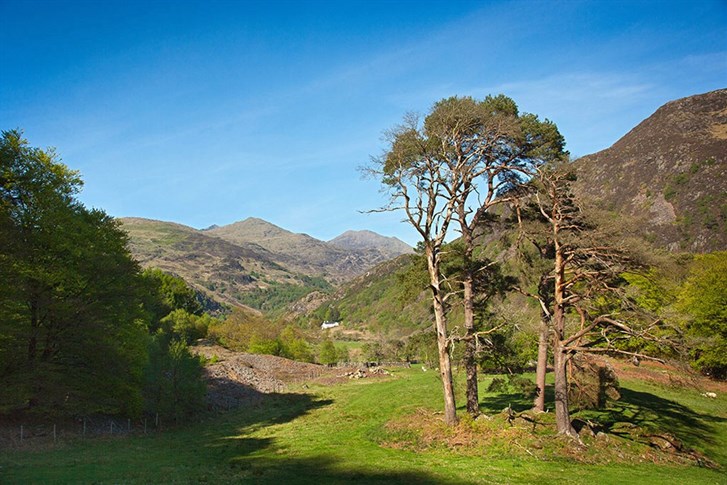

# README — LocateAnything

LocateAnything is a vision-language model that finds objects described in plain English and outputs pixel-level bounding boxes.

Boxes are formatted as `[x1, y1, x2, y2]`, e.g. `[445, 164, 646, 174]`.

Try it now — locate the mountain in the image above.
[571, 88, 727, 252]
[204, 218, 402, 282]
[120, 217, 305, 310]
[328, 230, 413, 259]
[121, 217, 410, 311]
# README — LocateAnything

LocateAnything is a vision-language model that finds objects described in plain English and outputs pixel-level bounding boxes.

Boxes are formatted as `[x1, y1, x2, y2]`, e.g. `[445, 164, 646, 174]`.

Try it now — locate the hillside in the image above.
[121, 217, 411, 311]
[297, 253, 434, 337]
[120, 217, 308, 310]
[572, 88, 727, 252]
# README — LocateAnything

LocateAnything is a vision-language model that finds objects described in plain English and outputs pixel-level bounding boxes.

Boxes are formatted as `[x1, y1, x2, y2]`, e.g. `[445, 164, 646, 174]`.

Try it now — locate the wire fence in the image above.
[0, 414, 170, 450]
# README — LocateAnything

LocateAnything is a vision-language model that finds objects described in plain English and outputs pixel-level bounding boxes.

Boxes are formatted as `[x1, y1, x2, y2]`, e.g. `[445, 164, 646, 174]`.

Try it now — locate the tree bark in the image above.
[553, 338, 576, 437]
[552, 241, 577, 437]
[463, 276, 479, 417]
[433, 293, 458, 425]
[427, 246, 458, 425]
[27, 297, 39, 364]
[532, 316, 548, 412]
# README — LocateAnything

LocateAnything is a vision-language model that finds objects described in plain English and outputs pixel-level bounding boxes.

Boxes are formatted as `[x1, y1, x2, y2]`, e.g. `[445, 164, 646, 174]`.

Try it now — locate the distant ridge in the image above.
[204, 218, 411, 282]
[120, 216, 412, 309]
[329, 230, 413, 259]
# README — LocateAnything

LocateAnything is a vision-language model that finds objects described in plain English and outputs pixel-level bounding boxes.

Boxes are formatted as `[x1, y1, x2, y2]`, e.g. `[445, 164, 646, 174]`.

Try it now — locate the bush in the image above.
[143, 338, 206, 423]
[486, 374, 537, 398]
[318, 340, 338, 365]
[677, 252, 727, 379]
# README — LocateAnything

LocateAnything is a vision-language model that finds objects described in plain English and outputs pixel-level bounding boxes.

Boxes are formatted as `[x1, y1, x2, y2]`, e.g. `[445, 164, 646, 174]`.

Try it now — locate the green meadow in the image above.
[2, 367, 724, 484]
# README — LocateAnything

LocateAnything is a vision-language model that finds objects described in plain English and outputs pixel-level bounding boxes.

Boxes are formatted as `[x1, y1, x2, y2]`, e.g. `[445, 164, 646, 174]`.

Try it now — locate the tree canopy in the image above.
[0, 130, 208, 419]
[0, 130, 148, 415]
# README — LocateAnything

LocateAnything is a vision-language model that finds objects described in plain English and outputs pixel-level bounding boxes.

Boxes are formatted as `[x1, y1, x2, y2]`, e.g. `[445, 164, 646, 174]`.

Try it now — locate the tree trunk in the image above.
[426, 245, 458, 425]
[433, 295, 458, 425]
[553, 338, 577, 437]
[463, 276, 479, 417]
[552, 228, 576, 437]
[27, 298, 39, 363]
[533, 316, 548, 412]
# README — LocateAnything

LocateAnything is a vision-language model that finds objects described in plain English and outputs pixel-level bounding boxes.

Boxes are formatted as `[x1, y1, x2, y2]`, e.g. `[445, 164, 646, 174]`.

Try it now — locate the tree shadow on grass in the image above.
[221, 454, 464, 484]
[477, 386, 555, 415]
[584, 387, 726, 452]
[477, 383, 724, 450]
[194, 378, 463, 484]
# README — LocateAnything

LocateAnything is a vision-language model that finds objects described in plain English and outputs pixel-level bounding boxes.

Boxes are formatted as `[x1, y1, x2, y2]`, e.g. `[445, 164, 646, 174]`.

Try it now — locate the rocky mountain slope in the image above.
[571, 88, 727, 252]
[121, 217, 298, 310]
[203, 218, 407, 282]
[120, 217, 412, 310]
[328, 230, 413, 259]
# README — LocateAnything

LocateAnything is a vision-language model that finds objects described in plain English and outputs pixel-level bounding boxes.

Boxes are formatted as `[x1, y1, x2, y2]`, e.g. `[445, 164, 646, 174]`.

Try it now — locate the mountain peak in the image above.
[329, 230, 413, 258]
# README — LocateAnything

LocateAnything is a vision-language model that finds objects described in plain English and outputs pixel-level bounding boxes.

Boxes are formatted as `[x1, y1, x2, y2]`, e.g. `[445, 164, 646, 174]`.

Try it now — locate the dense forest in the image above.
[0, 130, 210, 420]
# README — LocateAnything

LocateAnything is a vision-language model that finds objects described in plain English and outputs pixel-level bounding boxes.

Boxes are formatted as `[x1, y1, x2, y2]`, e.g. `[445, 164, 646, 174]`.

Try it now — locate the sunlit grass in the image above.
[1, 367, 724, 484]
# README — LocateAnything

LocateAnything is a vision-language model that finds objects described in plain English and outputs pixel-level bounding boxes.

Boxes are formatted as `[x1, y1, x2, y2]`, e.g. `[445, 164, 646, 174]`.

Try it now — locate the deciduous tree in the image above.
[0, 130, 148, 415]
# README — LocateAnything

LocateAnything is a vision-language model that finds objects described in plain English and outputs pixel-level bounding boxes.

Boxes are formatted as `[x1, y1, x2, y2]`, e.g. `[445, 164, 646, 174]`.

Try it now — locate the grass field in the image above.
[1, 366, 725, 484]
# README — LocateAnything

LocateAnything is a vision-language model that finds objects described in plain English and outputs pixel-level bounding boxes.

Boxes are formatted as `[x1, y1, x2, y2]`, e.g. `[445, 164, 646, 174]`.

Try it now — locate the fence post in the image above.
[128, 418, 131, 432]
[53, 424, 57, 443]
[20, 424, 23, 443]
[144, 418, 147, 434]
[83, 417, 86, 437]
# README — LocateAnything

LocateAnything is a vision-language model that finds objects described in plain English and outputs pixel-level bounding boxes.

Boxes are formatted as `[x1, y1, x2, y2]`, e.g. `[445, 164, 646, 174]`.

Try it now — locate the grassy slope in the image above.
[2, 369, 725, 484]
[317, 255, 433, 337]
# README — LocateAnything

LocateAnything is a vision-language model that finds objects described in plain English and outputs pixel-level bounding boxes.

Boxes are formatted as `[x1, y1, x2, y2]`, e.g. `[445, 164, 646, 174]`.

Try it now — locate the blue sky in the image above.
[1, 0, 725, 246]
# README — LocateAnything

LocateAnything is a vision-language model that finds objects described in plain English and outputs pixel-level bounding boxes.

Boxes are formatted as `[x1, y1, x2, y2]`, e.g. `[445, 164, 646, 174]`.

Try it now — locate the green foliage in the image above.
[676, 252, 727, 378]
[0, 130, 211, 420]
[143, 337, 206, 422]
[0, 130, 148, 416]
[361, 342, 384, 362]
[159, 309, 214, 345]
[622, 270, 675, 313]
[141, 268, 203, 326]
[318, 339, 339, 365]
[324, 306, 340, 322]
[237, 276, 331, 312]
[247, 335, 282, 356]
[404, 331, 439, 367]
[208, 310, 315, 362]
[486, 374, 536, 398]
[279, 325, 314, 362]
[208, 308, 277, 351]
[476, 325, 532, 373]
